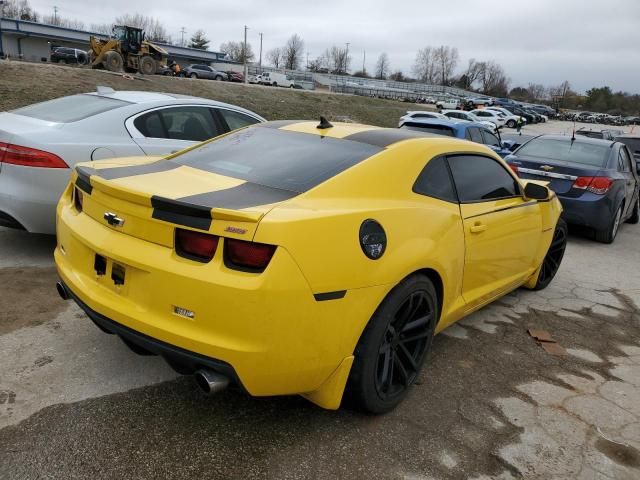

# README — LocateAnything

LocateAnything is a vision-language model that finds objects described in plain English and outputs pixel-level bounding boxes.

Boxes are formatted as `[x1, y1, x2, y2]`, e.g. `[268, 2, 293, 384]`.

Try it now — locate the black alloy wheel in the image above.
[346, 275, 437, 413]
[375, 291, 433, 401]
[533, 218, 567, 290]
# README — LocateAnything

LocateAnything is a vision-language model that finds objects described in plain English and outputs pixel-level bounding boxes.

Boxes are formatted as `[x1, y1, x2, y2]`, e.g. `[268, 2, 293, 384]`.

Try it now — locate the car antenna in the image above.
[571, 119, 576, 143]
[317, 116, 333, 129]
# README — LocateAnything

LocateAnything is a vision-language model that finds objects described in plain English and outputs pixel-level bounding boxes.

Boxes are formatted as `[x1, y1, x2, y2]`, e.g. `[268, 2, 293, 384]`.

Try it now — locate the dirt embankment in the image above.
[0, 61, 434, 127]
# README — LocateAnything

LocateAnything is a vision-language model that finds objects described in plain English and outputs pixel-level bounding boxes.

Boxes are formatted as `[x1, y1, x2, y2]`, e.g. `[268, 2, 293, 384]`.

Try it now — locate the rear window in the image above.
[12, 94, 131, 123]
[617, 138, 640, 158]
[516, 138, 609, 167]
[401, 124, 454, 137]
[171, 126, 382, 193]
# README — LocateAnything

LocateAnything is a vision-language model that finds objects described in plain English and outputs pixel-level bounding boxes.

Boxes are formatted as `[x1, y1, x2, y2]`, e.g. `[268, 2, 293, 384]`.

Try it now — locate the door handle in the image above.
[470, 222, 487, 234]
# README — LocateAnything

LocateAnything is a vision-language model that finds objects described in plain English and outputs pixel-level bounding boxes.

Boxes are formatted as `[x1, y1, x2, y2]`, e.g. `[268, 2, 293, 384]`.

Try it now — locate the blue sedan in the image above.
[506, 135, 639, 243]
[399, 118, 513, 157]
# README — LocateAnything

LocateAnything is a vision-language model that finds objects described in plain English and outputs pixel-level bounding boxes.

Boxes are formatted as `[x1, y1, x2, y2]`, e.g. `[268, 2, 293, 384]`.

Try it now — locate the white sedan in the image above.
[398, 110, 448, 127]
[469, 109, 506, 128]
[0, 88, 265, 234]
[485, 107, 526, 128]
[440, 109, 497, 129]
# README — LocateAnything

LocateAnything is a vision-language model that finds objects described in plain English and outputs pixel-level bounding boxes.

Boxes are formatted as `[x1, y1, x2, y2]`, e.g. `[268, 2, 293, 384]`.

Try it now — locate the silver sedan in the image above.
[0, 88, 265, 234]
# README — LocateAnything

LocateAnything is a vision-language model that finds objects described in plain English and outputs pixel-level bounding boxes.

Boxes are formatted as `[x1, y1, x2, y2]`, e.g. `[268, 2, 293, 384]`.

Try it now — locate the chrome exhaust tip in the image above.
[56, 281, 69, 300]
[194, 369, 229, 395]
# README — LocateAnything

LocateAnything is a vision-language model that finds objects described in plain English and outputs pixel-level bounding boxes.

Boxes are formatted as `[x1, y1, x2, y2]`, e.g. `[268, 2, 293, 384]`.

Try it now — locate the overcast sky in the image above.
[28, 0, 640, 93]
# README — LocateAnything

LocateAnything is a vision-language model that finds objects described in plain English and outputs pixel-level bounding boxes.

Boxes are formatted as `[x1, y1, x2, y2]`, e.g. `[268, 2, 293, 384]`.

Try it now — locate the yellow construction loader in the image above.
[89, 25, 168, 75]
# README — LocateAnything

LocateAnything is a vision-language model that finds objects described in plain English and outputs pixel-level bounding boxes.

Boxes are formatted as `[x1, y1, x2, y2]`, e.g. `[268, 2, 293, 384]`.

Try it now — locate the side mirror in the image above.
[502, 139, 516, 150]
[524, 182, 550, 201]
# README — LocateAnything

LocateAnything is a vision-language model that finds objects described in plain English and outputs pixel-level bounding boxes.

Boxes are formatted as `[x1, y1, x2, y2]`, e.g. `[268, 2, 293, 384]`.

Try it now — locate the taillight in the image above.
[74, 187, 83, 212]
[175, 228, 219, 262]
[0, 143, 68, 168]
[508, 164, 519, 175]
[573, 176, 613, 195]
[225, 239, 276, 272]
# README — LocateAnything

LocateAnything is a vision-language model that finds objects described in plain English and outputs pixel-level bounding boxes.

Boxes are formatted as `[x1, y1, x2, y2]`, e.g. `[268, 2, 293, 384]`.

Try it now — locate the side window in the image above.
[448, 155, 519, 202]
[465, 129, 472, 141]
[218, 109, 260, 131]
[469, 128, 483, 143]
[619, 149, 631, 172]
[134, 111, 166, 138]
[159, 107, 221, 142]
[482, 129, 501, 147]
[413, 156, 457, 203]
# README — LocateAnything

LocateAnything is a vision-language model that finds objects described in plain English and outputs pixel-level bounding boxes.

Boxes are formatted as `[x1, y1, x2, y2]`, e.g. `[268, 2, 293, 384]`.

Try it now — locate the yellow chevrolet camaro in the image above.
[55, 119, 566, 413]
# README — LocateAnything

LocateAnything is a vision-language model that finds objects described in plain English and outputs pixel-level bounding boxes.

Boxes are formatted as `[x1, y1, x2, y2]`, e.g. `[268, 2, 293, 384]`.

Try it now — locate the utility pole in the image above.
[180, 27, 186, 47]
[306, 51, 309, 70]
[0, 1, 5, 57]
[243, 25, 248, 84]
[345, 42, 350, 74]
[258, 32, 263, 74]
[53, 6, 58, 25]
[362, 50, 366, 75]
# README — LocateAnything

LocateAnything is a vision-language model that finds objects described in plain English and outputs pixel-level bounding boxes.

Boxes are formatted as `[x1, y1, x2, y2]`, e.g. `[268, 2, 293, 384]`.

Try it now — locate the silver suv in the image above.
[183, 64, 228, 81]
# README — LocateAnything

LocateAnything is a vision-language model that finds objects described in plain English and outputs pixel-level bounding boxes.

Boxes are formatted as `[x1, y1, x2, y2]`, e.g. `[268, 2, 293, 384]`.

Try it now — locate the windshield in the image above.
[516, 138, 609, 167]
[12, 94, 131, 123]
[170, 126, 382, 193]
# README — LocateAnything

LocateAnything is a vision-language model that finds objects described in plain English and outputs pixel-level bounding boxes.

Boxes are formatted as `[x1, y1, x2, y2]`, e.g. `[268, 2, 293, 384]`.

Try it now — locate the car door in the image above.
[618, 146, 638, 218]
[127, 105, 225, 155]
[447, 154, 543, 309]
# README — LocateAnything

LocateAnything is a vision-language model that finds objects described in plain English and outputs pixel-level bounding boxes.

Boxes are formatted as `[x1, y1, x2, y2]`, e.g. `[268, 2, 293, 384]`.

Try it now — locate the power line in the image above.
[243, 25, 248, 84]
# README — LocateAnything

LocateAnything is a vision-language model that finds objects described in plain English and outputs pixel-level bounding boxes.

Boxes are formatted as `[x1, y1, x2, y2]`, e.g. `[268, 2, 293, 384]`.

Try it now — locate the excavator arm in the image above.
[90, 36, 119, 67]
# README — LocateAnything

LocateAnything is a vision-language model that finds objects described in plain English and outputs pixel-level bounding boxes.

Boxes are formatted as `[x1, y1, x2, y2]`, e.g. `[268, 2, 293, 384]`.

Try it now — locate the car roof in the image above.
[86, 91, 183, 103]
[615, 134, 640, 139]
[399, 118, 478, 128]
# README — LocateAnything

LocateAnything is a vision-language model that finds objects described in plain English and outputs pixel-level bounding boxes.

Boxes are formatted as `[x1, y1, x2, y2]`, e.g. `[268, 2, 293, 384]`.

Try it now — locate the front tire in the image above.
[531, 218, 567, 290]
[595, 204, 623, 243]
[507, 119, 516, 128]
[346, 275, 437, 413]
[190, 72, 198, 79]
[102, 51, 123, 72]
[215, 75, 223, 81]
[139, 56, 156, 75]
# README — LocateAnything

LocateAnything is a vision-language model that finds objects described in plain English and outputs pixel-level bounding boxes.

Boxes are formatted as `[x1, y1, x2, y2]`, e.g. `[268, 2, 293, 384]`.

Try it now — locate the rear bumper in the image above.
[55, 199, 388, 399]
[557, 192, 616, 230]
[61, 280, 244, 388]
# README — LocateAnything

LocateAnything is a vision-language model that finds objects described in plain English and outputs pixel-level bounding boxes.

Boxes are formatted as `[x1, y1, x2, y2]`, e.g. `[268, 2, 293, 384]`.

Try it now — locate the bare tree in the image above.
[2, 0, 39, 21]
[375, 52, 390, 80]
[527, 83, 547, 101]
[282, 34, 304, 70]
[90, 23, 113, 35]
[389, 70, 405, 82]
[326, 46, 349, 74]
[307, 55, 328, 73]
[433, 45, 459, 85]
[549, 80, 574, 107]
[412, 47, 438, 84]
[460, 58, 482, 89]
[220, 41, 255, 63]
[42, 14, 85, 29]
[477, 61, 510, 96]
[266, 47, 283, 69]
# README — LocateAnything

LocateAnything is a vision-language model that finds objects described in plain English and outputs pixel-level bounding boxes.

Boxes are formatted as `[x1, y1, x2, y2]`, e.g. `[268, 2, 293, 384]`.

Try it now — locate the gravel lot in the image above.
[1, 120, 639, 479]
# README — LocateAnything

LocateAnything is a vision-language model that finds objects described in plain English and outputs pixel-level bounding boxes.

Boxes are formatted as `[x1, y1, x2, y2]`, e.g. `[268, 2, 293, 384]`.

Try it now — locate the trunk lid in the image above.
[509, 155, 604, 194]
[74, 157, 292, 247]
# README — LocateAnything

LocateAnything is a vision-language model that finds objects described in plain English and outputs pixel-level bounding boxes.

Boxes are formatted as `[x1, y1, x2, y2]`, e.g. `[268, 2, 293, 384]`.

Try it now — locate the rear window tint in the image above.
[171, 126, 382, 193]
[12, 94, 131, 123]
[401, 124, 454, 137]
[516, 138, 609, 167]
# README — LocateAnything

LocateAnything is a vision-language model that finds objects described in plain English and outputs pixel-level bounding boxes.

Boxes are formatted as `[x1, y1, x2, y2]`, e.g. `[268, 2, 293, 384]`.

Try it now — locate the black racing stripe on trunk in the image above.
[75, 167, 93, 194]
[90, 161, 179, 180]
[343, 129, 428, 148]
[151, 196, 212, 231]
[176, 182, 298, 210]
[257, 120, 306, 129]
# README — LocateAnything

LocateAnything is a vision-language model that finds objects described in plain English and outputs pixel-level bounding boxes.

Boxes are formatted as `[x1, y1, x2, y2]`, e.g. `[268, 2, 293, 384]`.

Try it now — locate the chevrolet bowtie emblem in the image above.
[541, 165, 554, 171]
[104, 212, 125, 227]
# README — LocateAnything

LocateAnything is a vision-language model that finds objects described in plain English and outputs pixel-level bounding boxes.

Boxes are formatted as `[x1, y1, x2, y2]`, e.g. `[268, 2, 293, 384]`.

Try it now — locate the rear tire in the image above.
[139, 56, 156, 75]
[531, 218, 567, 290]
[102, 51, 124, 72]
[345, 275, 437, 414]
[595, 204, 623, 243]
[190, 72, 198, 79]
[626, 196, 639, 224]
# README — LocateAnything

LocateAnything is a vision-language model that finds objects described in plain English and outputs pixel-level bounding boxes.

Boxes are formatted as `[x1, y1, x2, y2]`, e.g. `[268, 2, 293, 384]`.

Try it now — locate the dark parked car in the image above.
[399, 118, 513, 157]
[575, 129, 617, 141]
[182, 64, 228, 80]
[506, 135, 639, 243]
[503, 105, 537, 124]
[50, 47, 88, 65]
[615, 135, 640, 165]
[501, 133, 537, 151]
